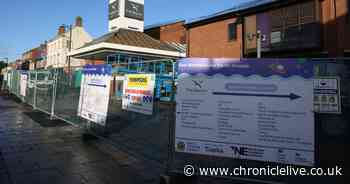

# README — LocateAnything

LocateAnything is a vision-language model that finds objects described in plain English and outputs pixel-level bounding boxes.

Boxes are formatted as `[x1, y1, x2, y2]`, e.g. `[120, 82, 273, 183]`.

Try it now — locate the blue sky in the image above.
[0, 0, 250, 61]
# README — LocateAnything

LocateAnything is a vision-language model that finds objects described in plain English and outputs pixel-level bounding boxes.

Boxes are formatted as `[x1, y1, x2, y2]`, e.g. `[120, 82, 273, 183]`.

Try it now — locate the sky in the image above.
[0, 0, 250, 61]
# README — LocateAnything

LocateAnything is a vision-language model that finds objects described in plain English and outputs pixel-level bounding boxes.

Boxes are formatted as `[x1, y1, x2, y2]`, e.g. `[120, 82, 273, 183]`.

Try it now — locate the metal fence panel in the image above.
[2, 58, 348, 184]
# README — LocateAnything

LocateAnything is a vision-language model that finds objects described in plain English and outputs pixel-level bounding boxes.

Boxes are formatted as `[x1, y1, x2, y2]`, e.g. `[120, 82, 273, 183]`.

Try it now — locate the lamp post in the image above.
[247, 30, 266, 58]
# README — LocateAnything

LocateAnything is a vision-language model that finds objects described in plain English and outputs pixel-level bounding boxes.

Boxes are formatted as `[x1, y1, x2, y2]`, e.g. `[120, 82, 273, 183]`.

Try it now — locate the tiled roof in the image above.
[81, 29, 180, 52]
[186, 0, 280, 26]
[144, 19, 185, 30]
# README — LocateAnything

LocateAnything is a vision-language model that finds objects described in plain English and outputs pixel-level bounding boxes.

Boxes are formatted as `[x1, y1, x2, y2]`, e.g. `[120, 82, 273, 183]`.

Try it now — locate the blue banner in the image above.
[177, 58, 314, 78]
[83, 64, 112, 76]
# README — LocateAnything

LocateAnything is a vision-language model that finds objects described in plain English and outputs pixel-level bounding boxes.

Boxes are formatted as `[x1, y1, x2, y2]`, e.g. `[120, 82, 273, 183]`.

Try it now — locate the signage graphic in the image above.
[7, 72, 12, 88]
[78, 65, 112, 126]
[3, 72, 7, 81]
[109, 0, 120, 20]
[175, 58, 315, 166]
[314, 77, 341, 114]
[125, 0, 144, 21]
[122, 74, 155, 115]
[20, 73, 28, 97]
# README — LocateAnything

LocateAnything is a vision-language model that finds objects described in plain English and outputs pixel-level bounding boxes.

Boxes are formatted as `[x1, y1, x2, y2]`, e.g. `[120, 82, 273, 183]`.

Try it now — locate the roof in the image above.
[144, 19, 185, 30]
[165, 42, 187, 54]
[186, 0, 280, 26]
[80, 28, 180, 52]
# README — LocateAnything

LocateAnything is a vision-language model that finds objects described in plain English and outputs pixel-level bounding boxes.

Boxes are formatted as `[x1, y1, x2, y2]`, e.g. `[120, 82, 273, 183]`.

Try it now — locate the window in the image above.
[228, 23, 237, 41]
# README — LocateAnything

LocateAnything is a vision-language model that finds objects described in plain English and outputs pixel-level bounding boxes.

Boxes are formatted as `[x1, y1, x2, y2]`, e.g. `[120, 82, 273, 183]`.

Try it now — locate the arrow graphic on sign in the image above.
[88, 84, 107, 88]
[212, 92, 301, 100]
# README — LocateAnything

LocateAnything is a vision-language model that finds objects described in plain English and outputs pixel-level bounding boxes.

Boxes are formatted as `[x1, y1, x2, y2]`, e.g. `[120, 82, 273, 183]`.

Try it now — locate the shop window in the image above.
[228, 23, 237, 41]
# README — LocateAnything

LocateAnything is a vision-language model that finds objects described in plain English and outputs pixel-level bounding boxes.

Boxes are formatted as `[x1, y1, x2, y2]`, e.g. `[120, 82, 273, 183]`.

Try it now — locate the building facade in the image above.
[145, 20, 187, 44]
[46, 17, 92, 69]
[185, 0, 350, 58]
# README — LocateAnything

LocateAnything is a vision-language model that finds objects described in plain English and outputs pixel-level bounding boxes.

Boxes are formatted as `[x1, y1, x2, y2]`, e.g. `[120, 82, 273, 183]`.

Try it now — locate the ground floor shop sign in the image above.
[175, 58, 315, 166]
[78, 65, 112, 126]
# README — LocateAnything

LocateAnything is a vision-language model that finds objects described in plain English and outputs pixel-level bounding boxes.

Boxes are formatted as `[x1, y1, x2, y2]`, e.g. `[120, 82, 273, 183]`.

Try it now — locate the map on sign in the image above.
[175, 58, 315, 167]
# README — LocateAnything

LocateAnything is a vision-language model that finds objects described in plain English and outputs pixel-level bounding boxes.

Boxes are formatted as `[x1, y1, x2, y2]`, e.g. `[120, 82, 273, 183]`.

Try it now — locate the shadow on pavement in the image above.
[23, 111, 70, 128]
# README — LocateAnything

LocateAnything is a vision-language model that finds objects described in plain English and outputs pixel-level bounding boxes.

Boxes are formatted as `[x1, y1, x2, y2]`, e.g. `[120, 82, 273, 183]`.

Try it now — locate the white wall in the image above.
[46, 26, 92, 68]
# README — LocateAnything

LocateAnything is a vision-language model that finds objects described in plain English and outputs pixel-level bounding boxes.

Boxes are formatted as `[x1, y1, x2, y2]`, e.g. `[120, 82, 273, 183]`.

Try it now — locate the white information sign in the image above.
[3, 72, 7, 81]
[122, 74, 156, 115]
[314, 77, 341, 114]
[78, 65, 112, 126]
[175, 59, 315, 166]
[7, 72, 12, 88]
[20, 74, 28, 97]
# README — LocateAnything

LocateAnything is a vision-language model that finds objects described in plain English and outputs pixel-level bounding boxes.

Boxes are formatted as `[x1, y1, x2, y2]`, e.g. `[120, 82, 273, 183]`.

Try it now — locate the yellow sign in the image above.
[127, 74, 151, 89]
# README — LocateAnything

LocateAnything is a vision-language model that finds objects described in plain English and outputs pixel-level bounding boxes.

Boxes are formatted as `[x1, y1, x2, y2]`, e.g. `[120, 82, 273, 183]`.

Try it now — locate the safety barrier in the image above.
[1, 58, 348, 184]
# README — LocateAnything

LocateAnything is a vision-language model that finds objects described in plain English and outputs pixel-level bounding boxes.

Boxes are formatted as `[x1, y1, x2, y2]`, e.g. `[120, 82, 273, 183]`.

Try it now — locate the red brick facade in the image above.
[321, 0, 350, 56]
[186, 0, 350, 58]
[145, 21, 186, 44]
[187, 18, 243, 58]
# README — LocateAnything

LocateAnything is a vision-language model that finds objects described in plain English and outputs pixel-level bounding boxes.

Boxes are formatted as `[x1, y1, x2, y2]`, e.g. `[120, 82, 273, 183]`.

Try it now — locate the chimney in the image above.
[58, 25, 66, 36]
[75, 16, 83, 27]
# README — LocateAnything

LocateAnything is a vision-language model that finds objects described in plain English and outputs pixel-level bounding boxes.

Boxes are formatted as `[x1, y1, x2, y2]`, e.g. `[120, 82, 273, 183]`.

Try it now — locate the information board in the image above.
[20, 73, 27, 97]
[7, 72, 12, 88]
[3, 72, 7, 81]
[314, 77, 341, 114]
[78, 65, 112, 126]
[122, 74, 155, 115]
[175, 58, 315, 166]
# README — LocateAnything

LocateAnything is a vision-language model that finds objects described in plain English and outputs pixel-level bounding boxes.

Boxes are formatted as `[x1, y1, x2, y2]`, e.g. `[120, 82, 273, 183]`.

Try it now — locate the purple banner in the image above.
[83, 64, 112, 76]
[177, 58, 314, 78]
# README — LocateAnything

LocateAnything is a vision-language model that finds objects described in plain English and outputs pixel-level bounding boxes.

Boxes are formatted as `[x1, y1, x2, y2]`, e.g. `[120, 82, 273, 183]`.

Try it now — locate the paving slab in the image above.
[0, 95, 149, 184]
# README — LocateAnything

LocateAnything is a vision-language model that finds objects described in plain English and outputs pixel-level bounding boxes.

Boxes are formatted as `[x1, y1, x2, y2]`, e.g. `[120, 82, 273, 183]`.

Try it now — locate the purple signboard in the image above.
[177, 58, 314, 78]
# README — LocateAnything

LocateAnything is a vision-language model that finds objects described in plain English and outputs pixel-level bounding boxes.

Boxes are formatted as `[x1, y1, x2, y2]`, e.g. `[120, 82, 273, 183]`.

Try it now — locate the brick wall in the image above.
[159, 22, 186, 44]
[187, 18, 242, 58]
[145, 21, 186, 44]
[320, 0, 350, 56]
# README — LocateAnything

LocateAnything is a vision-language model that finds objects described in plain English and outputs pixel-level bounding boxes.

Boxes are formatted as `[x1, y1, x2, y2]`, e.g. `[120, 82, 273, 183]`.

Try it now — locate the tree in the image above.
[0, 61, 7, 71]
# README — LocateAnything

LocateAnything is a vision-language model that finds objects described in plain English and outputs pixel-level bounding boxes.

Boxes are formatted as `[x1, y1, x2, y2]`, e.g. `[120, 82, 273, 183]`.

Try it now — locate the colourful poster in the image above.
[122, 74, 155, 115]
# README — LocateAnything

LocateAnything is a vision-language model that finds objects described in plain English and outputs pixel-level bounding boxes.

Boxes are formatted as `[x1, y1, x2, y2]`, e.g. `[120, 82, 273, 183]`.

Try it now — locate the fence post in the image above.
[33, 71, 38, 110]
[50, 70, 57, 120]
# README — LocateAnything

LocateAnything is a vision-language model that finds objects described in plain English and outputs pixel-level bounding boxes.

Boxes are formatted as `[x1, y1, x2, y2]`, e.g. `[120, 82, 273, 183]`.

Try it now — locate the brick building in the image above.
[185, 0, 350, 58]
[145, 19, 187, 44]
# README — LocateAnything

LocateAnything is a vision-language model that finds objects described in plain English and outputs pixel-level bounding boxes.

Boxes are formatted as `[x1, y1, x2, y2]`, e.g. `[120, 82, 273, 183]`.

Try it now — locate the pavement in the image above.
[0, 94, 159, 184]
